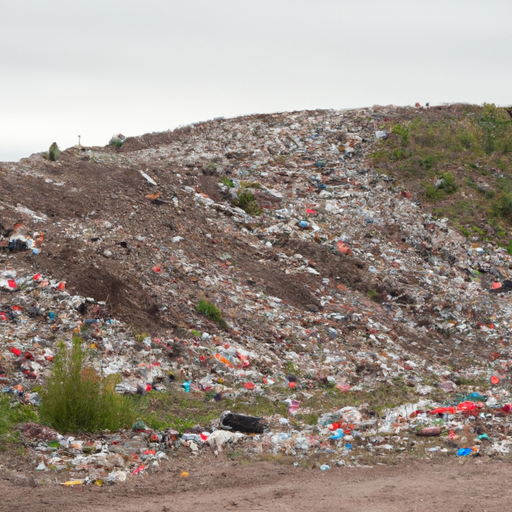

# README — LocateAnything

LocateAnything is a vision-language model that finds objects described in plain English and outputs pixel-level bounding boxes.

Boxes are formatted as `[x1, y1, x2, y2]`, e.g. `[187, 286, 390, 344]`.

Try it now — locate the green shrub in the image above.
[234, 190, 262, 216]
[419, 155, 437, 171]
[367, 289, 379, 301]
[196, 299, 227, 328]
[0, 395, 38, 437]
[48, 142, 61, 161]
[437, 172, 458, 194]
[425, 184, 444, 201]
[392, 123, 410, 146]
[40, 338, 136, 433]
[495, 193, 512, 221]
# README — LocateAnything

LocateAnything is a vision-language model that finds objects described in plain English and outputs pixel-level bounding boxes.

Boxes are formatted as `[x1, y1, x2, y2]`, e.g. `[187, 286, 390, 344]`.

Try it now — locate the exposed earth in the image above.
[1, 458, 510, 512]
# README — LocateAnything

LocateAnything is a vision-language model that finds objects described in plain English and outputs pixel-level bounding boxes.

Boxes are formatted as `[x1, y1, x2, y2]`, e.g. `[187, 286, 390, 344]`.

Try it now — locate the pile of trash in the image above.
[1, 104, 512, 483]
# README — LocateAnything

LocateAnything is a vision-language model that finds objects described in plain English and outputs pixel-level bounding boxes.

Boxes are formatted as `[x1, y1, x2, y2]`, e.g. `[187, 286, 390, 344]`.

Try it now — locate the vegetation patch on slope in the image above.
[370, 104, 512, 247]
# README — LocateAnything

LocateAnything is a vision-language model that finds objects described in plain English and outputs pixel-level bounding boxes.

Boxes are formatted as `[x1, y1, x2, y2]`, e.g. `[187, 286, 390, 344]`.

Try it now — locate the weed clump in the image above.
[234, 190, 263, 216]
[0, 395, 38, 449]
[367, 289, 380, 302]
[40, 338, 136, 433]
[48, 142, 61, 161]
[196, 299, 227, 328]
[495, 192, 512, 221]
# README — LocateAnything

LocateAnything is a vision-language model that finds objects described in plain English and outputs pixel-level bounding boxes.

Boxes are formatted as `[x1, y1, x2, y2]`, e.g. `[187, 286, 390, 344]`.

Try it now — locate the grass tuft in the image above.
[196, 299, 227, 328]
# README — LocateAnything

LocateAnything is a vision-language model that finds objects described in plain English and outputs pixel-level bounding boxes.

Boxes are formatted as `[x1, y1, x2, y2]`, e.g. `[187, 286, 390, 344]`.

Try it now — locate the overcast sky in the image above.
[1, 0, 511, 161]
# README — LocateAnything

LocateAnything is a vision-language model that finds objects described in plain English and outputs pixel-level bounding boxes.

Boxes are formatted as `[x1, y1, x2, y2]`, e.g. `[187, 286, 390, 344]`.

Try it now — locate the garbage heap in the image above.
[1, 104, 512, 483]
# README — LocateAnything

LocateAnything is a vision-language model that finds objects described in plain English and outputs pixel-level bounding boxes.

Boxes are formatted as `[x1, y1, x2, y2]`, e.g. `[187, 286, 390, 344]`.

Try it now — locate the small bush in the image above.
[425, 184, 444, 201]
[234, 190, 262, 216]
[196, 299, 227, 328]
[367, 289, 379, 301]
[48, 142, 61, 161]
[392, 124, 410, 146]
[495, 193, 512, 221]
[40, 338, 136, 433]
[437, 172, 458, 194]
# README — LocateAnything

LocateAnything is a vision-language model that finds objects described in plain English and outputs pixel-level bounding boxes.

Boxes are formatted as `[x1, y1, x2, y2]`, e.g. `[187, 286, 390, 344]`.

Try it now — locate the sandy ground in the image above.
[1, 458, 510, 512]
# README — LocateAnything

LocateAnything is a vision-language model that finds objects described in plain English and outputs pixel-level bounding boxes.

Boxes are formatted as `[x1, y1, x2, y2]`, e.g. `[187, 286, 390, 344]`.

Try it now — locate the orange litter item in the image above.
[214, 353, 234, 368]
[337, 241, 352, 255]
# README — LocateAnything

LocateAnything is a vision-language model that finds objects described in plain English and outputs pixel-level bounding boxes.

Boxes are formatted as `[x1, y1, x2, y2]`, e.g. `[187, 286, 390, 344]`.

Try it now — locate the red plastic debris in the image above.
[10, 347, 22, 356]
[491, 375, 500, 385]
[429, 406, 456, 415]
[457, 401, 479, 413]
[57, 282, 65, 291]
[132, 465, 145, 475]
[242, 382, 255, 390]
[448, 430, 459, 440]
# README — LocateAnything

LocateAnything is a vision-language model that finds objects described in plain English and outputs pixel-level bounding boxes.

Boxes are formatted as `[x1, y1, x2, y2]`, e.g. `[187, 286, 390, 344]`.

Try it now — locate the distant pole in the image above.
[78, 135, 81, 148]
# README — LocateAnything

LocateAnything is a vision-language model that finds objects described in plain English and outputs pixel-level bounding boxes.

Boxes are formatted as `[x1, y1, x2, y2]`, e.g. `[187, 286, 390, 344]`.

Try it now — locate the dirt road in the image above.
[1, 458, 509, 512]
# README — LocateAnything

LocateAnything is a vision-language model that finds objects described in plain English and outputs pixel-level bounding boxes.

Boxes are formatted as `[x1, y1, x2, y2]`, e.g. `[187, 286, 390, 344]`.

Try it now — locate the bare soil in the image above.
[1, 458, 509, 512]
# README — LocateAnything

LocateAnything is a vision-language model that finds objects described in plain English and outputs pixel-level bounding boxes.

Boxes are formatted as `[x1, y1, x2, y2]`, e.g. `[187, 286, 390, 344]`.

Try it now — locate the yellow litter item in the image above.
[61, 480, 83, 486]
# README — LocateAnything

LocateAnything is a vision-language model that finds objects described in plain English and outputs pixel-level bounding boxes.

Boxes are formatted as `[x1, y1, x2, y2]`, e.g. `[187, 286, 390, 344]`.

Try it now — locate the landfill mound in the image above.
[1, 104, 512, 484]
